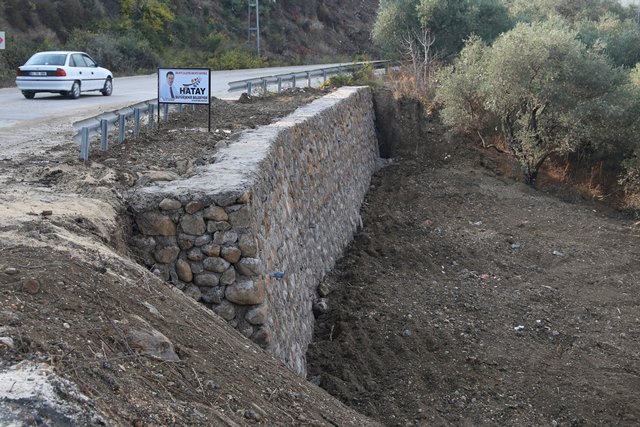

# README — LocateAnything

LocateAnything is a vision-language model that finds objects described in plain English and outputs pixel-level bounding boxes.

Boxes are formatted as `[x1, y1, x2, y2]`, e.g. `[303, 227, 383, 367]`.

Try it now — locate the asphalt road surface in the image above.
[0, 64, 345, 159]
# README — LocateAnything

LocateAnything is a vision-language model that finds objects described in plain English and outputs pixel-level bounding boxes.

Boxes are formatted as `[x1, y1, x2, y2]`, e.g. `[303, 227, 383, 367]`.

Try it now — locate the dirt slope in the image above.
[0, 89, 379, 426]
[307, 102, 640, 426]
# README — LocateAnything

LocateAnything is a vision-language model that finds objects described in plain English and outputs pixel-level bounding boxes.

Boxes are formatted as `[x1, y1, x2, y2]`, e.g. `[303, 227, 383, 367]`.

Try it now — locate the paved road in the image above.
[0, 64, 346, 158]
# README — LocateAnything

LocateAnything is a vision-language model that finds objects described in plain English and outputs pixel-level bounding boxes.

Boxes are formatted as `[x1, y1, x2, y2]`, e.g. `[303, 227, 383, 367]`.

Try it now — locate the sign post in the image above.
[157, 68, 212, 132]
[0, 32, 6, 50]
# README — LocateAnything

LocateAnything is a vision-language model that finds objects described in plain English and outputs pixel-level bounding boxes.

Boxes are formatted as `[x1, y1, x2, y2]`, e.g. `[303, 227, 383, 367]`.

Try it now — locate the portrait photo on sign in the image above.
[157, 68, 210, 105]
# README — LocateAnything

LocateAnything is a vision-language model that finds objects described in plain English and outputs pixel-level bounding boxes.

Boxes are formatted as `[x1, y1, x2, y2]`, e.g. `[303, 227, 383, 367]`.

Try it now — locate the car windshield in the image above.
[25, 53, 67, 66]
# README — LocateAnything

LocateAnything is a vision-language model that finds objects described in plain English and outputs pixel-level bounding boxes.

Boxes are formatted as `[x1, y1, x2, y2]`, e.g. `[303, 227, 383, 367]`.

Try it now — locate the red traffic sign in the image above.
[0, 32, 5, 50]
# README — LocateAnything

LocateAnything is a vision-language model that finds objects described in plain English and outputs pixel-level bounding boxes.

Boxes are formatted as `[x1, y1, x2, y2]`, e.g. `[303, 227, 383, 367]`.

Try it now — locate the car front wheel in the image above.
[68, 81, 81, 99]
[22, 91, 35, 99]
[101, 78, 113, 96]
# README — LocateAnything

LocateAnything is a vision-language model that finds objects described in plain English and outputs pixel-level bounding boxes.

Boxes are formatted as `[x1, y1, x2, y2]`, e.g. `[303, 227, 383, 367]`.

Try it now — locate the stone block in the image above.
[194, 234, 211, 246]
[214, 300, 236, 320]
[180, 214, 206, 235]
[228, 206, 251, 228]
[194, 272, 219, 287]
[203, 205, 228, 221]
[159, 198, 181, 211]
[226, 277, 265, 305]
[137, 212, 176, 236]
[176, 259, 193, 283]
[154, 246, 180, 263]
[245, 303, 268, 325]
[236, 258, 262, 276]
[183, 284, 201, 301]
[203, 256, 230, 273]
[187, 247, 204, 261]
[221, 246, 242, 264]
[201, 286, 225, 304]
[238, 233, 258, 257]
[201, 244, 221, 257]
[220, 266, 236, 285]
[185, 200, 205, 214]
[251, 326, 271, 347]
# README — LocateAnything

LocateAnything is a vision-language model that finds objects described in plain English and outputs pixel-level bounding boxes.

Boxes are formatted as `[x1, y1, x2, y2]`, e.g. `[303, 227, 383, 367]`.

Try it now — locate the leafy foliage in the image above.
[119, 0, 175, 51]
[207, 49, 267, 71]
[575, 13, 640, 67]
[416, 0, 512, 58]
[0, 0, 347, 84]
[505, 0, 629, 23]
[373, 0, 512, 59]
[437, 21, 628, 185]
[372, 0, 421, 57]
[322, 62, 379, 89]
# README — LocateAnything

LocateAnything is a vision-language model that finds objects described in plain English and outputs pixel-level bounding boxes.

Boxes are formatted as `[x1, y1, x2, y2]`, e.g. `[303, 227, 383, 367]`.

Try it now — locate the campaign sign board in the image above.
[158, 68, 210, 105]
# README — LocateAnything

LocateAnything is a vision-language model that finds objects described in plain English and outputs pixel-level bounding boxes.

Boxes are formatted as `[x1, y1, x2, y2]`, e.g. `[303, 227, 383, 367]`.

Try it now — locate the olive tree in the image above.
[575, 13, 640, 68]
[372, 0, 421, 57]
[505, 0, 628, 23]
[417, 0, 512, 57]
[373, 0, 512, 59]
[437, 21, 626, 186]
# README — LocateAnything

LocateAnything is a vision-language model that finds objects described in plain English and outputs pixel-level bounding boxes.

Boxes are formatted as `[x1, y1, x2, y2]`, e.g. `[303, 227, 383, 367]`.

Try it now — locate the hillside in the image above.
[0, 0, 380, 85]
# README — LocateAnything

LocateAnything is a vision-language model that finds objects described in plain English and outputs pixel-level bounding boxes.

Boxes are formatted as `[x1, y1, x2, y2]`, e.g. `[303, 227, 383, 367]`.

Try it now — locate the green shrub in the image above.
[322, 61, 380, 88]
[67, 29, 160, 73]
[208, 49, 267, 70]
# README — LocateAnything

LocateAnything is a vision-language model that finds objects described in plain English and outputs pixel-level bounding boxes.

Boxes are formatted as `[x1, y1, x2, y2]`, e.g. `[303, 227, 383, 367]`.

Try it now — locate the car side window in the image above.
[82, 55, 97, 67]
[70, 54, 85, 67]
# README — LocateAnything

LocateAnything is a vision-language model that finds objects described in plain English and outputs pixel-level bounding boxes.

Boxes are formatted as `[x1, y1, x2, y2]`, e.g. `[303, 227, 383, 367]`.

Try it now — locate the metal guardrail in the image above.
[74, 61, 389, 161]
[73, 100, 193, 161]
[227, 61, 390, 96]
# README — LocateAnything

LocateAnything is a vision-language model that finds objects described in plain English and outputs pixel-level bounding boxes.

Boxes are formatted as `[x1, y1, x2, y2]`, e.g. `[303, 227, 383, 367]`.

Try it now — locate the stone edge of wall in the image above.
[125, 86, 379, 376]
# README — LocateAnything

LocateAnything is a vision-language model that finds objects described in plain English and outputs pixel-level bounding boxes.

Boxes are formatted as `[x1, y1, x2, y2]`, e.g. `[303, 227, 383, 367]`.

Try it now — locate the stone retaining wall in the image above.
[126, 86, 378, 376]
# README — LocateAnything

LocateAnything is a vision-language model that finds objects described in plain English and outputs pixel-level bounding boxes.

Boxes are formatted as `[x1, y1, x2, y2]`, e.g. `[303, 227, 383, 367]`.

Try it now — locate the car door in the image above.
[70, 53, 98, 91]
[80, 53, 107, 90]
[66, 53, 86, 89]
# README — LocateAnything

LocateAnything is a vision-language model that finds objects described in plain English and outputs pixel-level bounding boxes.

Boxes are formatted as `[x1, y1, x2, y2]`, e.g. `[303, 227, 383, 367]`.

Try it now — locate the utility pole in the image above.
[248, 0, 260, 56]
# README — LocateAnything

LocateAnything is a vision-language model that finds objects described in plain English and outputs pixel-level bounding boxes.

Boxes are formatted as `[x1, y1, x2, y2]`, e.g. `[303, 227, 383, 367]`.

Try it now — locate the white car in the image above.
[16, 51, 113, 99]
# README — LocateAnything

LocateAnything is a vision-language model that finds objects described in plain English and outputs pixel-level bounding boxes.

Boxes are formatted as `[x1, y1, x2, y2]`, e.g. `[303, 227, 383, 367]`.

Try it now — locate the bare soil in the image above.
[1, 87, 639, 426]
[307, 106, 640, 426]
[1, 88, 379, 426]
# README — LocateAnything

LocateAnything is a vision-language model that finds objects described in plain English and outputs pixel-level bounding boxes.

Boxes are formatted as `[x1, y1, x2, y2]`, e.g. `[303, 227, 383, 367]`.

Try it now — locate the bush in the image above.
[0, 30, 59, 86]
[322, 61, 380, 89]
[436, 21, 627, 186]
[67, 29, 160, 73]
[208, 49, 267, 70]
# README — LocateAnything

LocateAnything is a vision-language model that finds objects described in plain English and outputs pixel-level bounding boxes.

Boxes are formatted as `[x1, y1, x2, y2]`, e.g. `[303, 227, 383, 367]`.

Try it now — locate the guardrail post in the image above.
[148, 104, 155, 131]
[322, 69, 327, 83]
[162, 104, 169, 122]
[306, 71, 311, 88]
[100, 119, 108, 151]
[292, 74, 296, 88]
[262, 79, 267, 95]
[118, 114, 126, 143]
[247, 81, 252, 96]
[277, 77, 282, 93]
[178, 104, 183, 113]
[134, 108, 141, 137]
[80, 127, 89, 161]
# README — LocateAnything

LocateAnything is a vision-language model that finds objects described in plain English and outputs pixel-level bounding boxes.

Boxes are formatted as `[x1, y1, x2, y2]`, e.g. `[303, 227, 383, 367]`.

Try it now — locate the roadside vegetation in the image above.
[0, 0, 269, 85]
[0, 0, 377, 86]
[373, 0, 640, 214]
